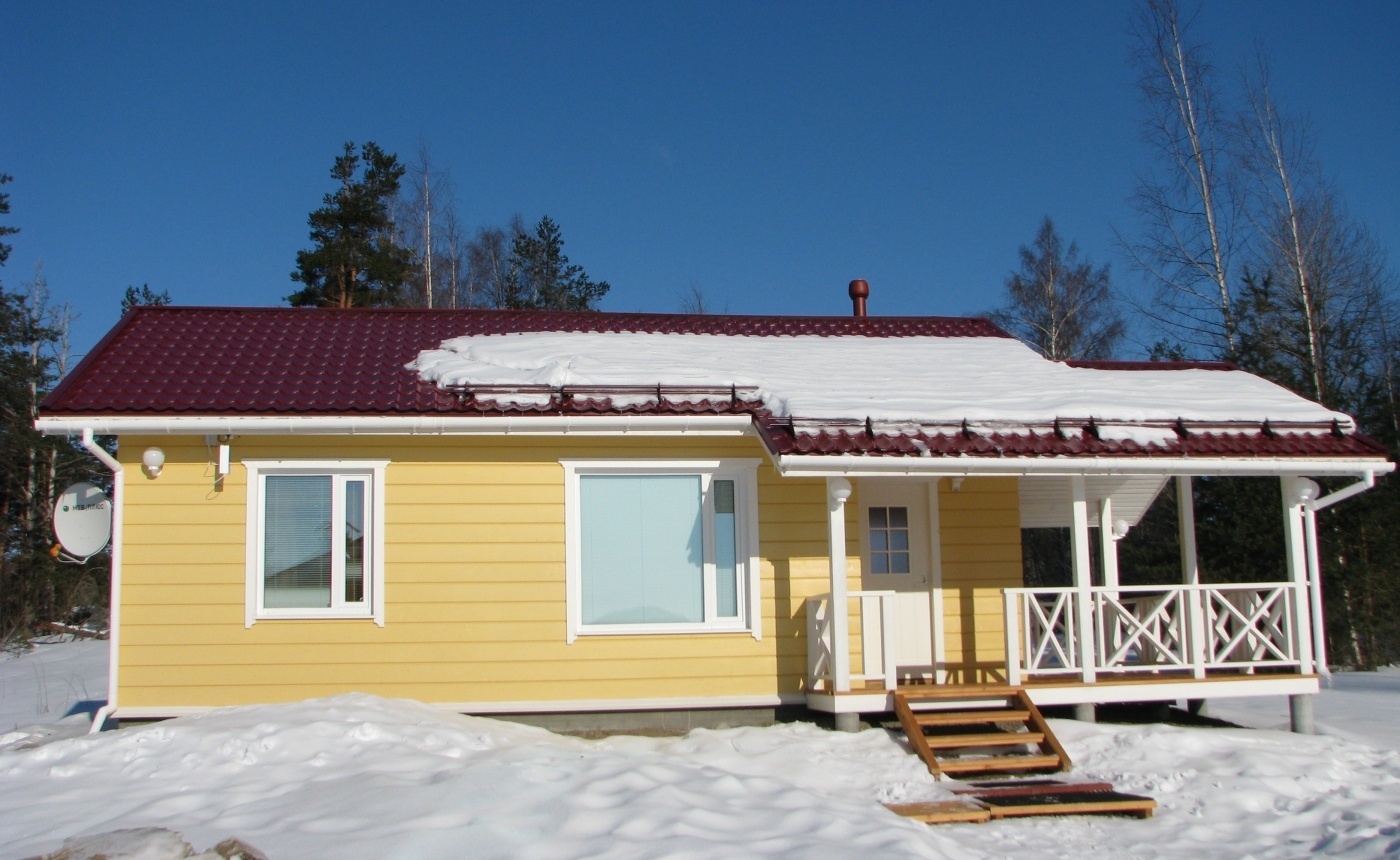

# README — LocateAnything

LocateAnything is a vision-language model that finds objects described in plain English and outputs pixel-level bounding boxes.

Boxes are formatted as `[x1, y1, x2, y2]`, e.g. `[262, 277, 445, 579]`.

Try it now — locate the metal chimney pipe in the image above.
[848, 279, 869, 317]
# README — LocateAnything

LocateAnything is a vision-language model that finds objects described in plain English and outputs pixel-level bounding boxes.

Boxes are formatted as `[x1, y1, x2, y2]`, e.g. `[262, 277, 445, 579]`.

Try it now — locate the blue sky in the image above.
[4, 2, 1397, 361]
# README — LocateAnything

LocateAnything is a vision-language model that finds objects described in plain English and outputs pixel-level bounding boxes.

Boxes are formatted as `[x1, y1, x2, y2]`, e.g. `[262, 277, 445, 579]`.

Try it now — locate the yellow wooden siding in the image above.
[117, 434, 856, 710]
[937, 477, 1023, 683]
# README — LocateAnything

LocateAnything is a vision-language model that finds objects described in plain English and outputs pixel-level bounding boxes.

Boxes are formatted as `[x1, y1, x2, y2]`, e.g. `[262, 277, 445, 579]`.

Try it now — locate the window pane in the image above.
[264, 476, 332, 608]
[869, 508, 887, 528]
[581, 475, 704, 624]
[889, 507, 908, 528]
[891, 529, 909, 551]
[891, 552, 910, 574]
[871, 552, 889, 574]
[871, 529, 888, 551]
[344, 479, 366, 604]
[714, 480, 738, 617]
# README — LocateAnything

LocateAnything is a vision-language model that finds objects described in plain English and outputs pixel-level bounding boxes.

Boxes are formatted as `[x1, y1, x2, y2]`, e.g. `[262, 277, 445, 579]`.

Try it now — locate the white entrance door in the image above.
[860, 481, 936, 679]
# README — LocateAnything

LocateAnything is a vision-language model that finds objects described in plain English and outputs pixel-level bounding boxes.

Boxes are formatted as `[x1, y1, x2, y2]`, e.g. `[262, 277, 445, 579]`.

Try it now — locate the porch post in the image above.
[1098, 497, 1119, 591]
[1303, 508, 1329, 674]
[1069, 476, 1096, 683]
[1281, 477, 1317, 675]
[927, 480, 947, 684]
[826, 477, 854, 694]
[1177, 476, 1208, 679]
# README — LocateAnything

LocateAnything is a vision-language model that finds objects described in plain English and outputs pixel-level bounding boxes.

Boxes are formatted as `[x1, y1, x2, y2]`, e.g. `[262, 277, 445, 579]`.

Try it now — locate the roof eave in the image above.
[35, 413, 762, 438]
[774, 453, 1396, 478]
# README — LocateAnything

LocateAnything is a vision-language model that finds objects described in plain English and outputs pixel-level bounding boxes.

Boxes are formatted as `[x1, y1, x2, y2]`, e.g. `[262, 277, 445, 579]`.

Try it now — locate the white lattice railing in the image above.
[1004, 583, 1302, 684]
[806, 590, 897, 693]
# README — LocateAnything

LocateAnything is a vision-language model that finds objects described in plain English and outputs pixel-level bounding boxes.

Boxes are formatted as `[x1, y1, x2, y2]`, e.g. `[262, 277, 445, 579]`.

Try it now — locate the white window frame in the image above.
[562, 459, 762, 643]
[243, 459, 388, 627]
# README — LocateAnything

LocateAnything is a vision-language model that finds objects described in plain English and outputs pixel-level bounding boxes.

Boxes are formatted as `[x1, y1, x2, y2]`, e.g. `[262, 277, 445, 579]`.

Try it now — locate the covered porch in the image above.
[800, 465, 1383, 730]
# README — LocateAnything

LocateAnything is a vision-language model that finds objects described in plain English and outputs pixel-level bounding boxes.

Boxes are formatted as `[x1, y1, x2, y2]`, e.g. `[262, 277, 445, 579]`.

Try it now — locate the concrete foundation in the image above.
[1072, 703, 1096, 723]
[1186, 698, 1209, 718]
[1289, 694, 1315, 735]
[834, 712, 862, 733]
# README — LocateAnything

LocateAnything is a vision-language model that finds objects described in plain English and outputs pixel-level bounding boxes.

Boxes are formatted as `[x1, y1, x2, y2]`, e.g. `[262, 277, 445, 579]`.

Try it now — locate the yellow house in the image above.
[37, 299, 1393, 734]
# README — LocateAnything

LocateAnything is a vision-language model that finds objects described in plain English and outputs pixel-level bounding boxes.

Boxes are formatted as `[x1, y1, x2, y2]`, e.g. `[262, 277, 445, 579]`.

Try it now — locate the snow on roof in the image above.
[410, 331, 1353, 432]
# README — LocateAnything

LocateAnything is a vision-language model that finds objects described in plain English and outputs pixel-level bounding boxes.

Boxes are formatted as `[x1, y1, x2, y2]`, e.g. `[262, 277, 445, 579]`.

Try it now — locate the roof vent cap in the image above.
[848, 279, 869, 317]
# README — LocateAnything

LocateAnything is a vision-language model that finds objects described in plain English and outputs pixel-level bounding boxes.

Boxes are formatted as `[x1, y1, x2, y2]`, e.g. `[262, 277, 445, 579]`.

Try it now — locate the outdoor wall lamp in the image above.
[141, 447, 166, 478]
[1291, 477, 1320, 507]
[1111, 518, 1131, 541]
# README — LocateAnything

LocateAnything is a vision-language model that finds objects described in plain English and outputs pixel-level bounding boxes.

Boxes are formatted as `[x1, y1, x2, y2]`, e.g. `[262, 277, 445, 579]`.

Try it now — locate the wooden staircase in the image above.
[893, 684, 1071, 779]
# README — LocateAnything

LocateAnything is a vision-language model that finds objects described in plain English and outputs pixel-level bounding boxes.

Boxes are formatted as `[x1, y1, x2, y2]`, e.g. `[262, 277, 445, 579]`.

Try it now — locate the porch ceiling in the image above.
[1019, 475, 1169, 529]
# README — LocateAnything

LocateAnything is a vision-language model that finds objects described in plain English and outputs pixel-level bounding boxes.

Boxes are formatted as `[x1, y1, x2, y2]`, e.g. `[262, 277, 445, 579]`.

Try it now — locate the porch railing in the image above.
[806, 590, 897, 692]
[1003, 583, 1302, 685]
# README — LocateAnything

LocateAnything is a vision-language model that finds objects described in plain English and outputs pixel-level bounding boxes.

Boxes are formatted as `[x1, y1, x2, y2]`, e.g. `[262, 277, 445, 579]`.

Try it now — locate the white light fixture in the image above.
[1111, 518, 1131, 541]
[828, 477, 853, 503]
[141, 447, 166, 478]
[1291, 477, 1321, 507]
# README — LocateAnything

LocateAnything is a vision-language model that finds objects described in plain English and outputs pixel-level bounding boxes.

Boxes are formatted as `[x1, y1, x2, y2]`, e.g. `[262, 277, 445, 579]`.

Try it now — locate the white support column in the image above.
[927, 479, 947, 684]
[1178, 476, 1208, 678]
[1303, 508, 1329, 674]
[1098, 496, 1119, 591]
[1069, 476, 1096, 683]
[827, 477, 854, 693]
[1282, 477, 1316, 675]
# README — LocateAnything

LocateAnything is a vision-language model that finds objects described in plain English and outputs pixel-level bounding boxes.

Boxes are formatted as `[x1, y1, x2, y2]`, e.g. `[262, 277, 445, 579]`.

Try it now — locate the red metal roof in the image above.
[39, 306, 1389, 462]
[42, 307, 1009, 416]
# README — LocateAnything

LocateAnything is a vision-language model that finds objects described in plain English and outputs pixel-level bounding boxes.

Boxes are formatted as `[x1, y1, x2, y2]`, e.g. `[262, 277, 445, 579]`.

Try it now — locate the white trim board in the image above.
[114, 693, 806, 721]
[37, 415, 760, 436]
[777, 455, 1392, 478]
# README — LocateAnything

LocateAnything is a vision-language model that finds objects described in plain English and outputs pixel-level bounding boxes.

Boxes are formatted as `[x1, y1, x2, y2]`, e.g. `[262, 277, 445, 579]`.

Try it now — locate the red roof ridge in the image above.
[106, 305, 1014, 339]
[1063, 358, 1241, 372]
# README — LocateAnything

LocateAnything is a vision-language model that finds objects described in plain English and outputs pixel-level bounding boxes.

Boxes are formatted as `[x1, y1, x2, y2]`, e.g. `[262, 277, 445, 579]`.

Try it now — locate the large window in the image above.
[563, 460, 760, 641]
[243, 460, 387, 626]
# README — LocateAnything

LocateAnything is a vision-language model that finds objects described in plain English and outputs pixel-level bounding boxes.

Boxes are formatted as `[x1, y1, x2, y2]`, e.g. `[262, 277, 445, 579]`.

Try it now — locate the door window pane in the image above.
[869, 506, 912, 576]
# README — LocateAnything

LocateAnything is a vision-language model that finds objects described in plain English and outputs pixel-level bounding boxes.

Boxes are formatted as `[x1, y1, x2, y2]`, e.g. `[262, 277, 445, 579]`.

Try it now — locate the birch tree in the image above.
[1236, 59, 1388, 412]
[1125, 0, 1241, 357]
[990, 217, 1123, 360]
[397, 146, 456, 308]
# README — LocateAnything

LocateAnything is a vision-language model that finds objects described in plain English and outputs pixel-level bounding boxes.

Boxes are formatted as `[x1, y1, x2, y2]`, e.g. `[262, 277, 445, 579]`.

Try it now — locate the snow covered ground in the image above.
[2, 640, 1398, 859]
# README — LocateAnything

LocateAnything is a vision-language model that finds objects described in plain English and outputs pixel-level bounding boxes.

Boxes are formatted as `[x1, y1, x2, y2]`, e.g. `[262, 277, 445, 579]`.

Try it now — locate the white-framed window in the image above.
[243, 460, 388, 626]
[868, 506, 911, 574]
[562, 459, 761, 642]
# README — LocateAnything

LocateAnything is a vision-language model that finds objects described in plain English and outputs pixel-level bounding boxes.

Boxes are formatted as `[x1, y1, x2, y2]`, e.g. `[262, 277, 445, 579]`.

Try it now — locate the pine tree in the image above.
[120, 284, 171, 314]
[503, 216, 610, 311]
[289, 142, 413, 308]
[0, 184, 107, 641]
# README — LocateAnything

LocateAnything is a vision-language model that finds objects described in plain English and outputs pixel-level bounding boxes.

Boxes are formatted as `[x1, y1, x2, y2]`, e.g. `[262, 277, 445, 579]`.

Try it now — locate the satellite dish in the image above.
[54, 482, 112, 559]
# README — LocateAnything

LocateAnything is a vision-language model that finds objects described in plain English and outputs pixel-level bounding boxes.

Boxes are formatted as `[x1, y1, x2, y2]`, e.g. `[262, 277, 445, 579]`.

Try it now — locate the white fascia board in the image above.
[115, 692, 807, 721]
[1024, 675, 1320, 706]
[776, 454, 1394, 478]
[36, 414, 758, 437]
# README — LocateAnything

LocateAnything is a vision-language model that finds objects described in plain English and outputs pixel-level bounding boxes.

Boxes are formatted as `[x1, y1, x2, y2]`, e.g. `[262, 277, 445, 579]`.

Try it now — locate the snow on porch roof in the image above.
[38, 306, 1388, 463]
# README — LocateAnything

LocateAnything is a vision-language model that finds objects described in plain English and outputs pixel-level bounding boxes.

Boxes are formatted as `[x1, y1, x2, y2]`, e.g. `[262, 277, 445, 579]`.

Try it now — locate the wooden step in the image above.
[883, 800, 991, 825]
[950, 779, 1114, 799]
[898, 684, 1024, 702]
[979, 790, 1157, 820]
[935, 754, 1066, 775]
[893, 687, 1070, 779]
[914, 709, 1032, 726]
[923, 731, 1044, 750]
